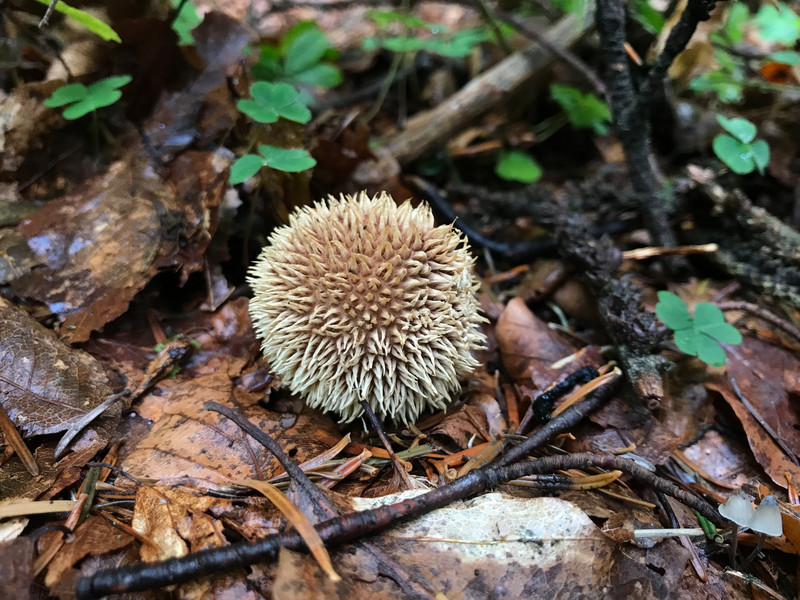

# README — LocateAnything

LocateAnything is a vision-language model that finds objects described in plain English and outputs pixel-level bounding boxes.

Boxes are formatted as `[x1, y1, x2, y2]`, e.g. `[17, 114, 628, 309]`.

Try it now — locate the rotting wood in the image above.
[386, 7, 594, 166]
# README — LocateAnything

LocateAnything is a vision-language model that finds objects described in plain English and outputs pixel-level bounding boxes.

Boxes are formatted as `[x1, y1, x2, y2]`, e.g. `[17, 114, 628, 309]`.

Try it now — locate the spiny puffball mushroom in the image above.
[247, 191, 487, 423]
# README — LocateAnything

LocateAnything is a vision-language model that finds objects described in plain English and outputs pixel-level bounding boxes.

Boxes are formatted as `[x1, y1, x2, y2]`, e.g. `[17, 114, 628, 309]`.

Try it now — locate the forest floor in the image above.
[1, 1, 800, 599]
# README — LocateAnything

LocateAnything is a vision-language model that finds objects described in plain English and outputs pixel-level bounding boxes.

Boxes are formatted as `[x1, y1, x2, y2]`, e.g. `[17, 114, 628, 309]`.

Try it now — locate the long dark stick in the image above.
[76, 450, 721, 599]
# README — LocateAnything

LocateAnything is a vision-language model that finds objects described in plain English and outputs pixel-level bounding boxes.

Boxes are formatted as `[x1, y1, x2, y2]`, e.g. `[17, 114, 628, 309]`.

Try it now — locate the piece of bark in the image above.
[385, 9, 594, 165]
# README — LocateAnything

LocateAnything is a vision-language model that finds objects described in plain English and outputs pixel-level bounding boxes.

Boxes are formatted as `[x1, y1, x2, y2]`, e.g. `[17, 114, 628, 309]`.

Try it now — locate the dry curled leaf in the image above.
[0, 298, 119, 439]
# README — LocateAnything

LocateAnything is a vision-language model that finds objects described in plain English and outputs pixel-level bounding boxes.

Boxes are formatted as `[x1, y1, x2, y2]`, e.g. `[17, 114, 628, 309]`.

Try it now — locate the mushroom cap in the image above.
[247, 191, 487, 423]
[718, 489, 754, 527]
[750, 495, 783, 537]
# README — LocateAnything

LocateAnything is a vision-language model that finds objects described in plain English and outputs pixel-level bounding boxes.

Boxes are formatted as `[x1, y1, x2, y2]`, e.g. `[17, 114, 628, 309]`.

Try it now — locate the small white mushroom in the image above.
[749, 495, 783, 537]
[719, 489, 755, 568]
[740, 495, 783, 569]
[718, 489, 755, 528]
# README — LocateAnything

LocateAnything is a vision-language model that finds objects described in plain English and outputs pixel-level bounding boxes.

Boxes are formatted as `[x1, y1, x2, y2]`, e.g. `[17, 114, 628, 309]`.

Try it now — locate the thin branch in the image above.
[495, 372, 619, 467]
[594, 0, 678, 252]
[640, 0, 719, 104]
[716, 300, 800, 343]
[204, 401, 336, 520]
[76, 451, 721, 599]
[494, 6, 607, 98]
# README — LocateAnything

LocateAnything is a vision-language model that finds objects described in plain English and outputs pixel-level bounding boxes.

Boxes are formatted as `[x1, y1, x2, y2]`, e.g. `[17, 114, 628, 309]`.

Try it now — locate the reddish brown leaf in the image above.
[496, 297, 578, 387]
[0, 298, 118, 438]
[12, 143, 227, 343]
[0, 80, 64, 177]
[707, 336, 800, 488]
[0, 536, 34, 600]
[44, 516, 133, 589]
[122, 355, 338, 484]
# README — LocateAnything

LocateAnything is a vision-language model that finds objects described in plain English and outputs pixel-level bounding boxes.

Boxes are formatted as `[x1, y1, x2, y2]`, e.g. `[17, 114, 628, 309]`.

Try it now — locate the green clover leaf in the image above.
[495, 150, 542, 183]
[713, 134, 770, 175]
[716, 115, 756, 144]
[170, 0, 203, 45]
[44, 75, 132, 120]
[229, 145, 316, 184]
[253, 22, 342, 90]
[656, 291, 742, 366]
[237, 82, 311, 124]
[754, 3, 800, 45]
[655, 291, 693, 330]
[257, 145, 317, 171]
[550, 84, 612, 135]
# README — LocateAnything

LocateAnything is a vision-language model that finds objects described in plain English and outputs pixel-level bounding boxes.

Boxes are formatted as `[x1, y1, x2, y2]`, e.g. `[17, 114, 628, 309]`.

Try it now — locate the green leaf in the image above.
[257, 145, 316, 172]
[674, 328, 700, 357]
[32, 0, 121, 42]
[657, 292, 741, 366]
[43, 83, 89, 107]
[170, 0, 203, 45]
[716, 115, 756, 143]
[632, 0, 665, 33]
[655, 291, 693, 330]
[694, 335, 728, 367]
[284, 27, 330, 76]
[689, 71, 744, 104]
[550, 84, 611, 135]
[754, 3, 800, 45]
[291, 64, 343, 88]
[379, 36, 426, 53]
[253, 23, 341, 92]
[495, 150, 542, 183]
[694, 303, 743, 344]
[238, 82, 311, 124]
[90, 75, 133, 94]
[725, 3, 749, 43]
[434, 28, 488, 57]
[253, 45, 283, 81]
[713, 134, 755, 174]
[236, 99, 278, 124]
[62, 89, 122, 119]
[44, 76, 131, 120]
[750, 139, 770, 174]
[767, 50, 800, 65]
[366, 10, 429, 29]
[229, 154, 265, 184]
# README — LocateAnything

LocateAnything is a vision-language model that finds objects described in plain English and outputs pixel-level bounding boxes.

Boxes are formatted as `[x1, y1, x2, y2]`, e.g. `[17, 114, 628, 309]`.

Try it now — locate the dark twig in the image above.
[75, 451, 720, 599]
[493, 6, 607, 98]
[86, 462, 142, 486]
[203, 401, 336, 520]
[594, 0, 681, 254]
[716, 300, 800, 343]
[359, 400, 415, 490]
[39, 0, 58, 28]
[557, 214, 669, 408]
[639, 0, 719, 105]
[524, 365, 600, 429]
[407, 175, 638, 261]
[496, 372, 619, 467]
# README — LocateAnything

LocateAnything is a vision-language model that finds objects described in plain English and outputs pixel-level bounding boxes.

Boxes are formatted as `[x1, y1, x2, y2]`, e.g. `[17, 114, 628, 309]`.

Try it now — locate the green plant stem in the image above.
[532, 112, 569, 142]
[364, 50, 405, 123]
[473, 0, 512, 55]
[91, 109, 99, 156]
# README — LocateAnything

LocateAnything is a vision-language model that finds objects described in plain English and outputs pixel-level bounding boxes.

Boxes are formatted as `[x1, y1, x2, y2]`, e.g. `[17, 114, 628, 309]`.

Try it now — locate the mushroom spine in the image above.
[247, 191, 486, 423]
